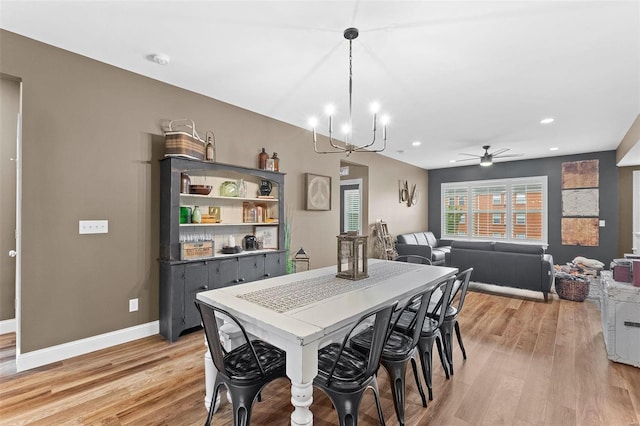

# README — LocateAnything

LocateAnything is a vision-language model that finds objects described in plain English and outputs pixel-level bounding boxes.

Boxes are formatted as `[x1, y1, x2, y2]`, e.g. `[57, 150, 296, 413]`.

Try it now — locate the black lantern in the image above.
[336, 232, 368, 280]
[293, 247, 310, 273]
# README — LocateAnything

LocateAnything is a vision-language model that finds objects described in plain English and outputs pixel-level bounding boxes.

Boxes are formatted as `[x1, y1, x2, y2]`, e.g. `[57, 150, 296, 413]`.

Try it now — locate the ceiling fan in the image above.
[456, 145, 523, 166]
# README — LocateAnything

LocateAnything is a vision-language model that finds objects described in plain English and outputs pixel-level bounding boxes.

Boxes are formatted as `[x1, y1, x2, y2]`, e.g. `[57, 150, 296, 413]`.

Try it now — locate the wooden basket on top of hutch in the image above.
[159, 157, 286, 342]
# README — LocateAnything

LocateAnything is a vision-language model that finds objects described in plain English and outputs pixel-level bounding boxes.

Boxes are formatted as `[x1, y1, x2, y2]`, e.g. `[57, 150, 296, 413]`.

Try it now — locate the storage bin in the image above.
[555, 276, 589, 302]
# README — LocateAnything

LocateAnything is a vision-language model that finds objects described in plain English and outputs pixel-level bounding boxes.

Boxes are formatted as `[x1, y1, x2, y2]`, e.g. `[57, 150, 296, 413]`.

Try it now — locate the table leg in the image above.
[286, 343, 318, 425]
[203, 349, 220, 413]
[290, 381, 314, 425]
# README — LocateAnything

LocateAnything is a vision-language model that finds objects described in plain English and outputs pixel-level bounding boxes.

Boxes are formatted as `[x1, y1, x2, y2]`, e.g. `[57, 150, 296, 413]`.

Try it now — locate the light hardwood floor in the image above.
[1, 291, 639, 425]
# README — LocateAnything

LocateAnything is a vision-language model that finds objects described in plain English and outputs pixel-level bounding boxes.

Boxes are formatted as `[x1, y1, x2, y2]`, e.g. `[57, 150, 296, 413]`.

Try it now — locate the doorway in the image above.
[0, 75, 22, 373]
[339, 161, 369, 235]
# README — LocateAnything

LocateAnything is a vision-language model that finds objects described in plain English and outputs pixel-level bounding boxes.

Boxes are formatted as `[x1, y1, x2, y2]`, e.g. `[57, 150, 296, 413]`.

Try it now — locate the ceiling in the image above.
[1, 1, 639, 169]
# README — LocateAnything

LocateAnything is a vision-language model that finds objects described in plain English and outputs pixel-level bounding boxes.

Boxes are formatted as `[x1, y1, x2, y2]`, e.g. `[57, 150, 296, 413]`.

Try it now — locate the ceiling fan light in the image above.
[480, 156, 492, 166]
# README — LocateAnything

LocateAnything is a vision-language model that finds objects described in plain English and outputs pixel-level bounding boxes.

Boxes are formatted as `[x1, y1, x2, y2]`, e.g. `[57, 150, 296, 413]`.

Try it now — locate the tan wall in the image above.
[0, 77, 20, 321]
[0, 30, 427, 352]
[617, 114, 640, 164]
[618, 165, 640, 256]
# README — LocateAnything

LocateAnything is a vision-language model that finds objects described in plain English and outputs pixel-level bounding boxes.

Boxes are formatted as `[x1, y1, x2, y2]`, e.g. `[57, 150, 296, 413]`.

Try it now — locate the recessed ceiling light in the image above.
[549, 147, 559, 151]
[412, 141, 421, 147]
[540, 117, 555, 124]
[149, 53, 170, 65]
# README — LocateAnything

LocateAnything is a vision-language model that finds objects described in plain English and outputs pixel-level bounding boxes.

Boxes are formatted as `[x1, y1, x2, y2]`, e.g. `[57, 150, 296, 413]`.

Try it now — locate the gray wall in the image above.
[428, 151, 618, 266]
[0, 30, 428, 352]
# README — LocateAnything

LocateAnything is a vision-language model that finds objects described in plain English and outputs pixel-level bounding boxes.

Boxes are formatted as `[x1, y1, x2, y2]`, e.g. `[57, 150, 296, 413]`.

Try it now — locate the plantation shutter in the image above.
[343, 189, 361, 233]
[511, 182, 543, 240]
[442, 187, 468, 237]
[472, 185, 507, 238]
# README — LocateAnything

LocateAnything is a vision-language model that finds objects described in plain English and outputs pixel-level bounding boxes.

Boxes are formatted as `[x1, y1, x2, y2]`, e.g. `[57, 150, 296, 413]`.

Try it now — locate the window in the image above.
[441, 176, 547, 244]
[442, 187, 468, 236]
[343, 189, 361, 233]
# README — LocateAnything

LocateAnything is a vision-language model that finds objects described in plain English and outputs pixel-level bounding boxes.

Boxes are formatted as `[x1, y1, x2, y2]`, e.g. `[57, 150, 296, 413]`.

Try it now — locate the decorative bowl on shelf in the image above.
[220, 181, 238, 197]
[189, 185, 212, 195]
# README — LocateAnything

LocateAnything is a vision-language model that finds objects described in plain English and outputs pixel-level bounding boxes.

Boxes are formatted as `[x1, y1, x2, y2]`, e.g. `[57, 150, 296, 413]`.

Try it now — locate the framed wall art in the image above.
[254, 226, 278, 249]
[305, 173, 331, 211]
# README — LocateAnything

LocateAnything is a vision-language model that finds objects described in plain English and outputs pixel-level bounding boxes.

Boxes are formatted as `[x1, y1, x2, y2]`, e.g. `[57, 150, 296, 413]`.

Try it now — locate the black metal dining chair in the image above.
[350, 285, 443, 425]
[195, 300, 287, 426]
[393, 276, 455, 402]
[438, 268, 473, 375]
[313, 302, 397, 426]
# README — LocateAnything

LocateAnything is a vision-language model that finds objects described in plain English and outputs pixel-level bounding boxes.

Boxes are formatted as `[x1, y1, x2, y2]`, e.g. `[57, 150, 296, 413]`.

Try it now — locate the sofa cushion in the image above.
[414, 233, 429, 245]
[431, 249, 446, 263]
[451, 240, 494, 251]
[397, 233, 418, 245]
[494, 242, 543, 255]
[424, 232, 438, 247]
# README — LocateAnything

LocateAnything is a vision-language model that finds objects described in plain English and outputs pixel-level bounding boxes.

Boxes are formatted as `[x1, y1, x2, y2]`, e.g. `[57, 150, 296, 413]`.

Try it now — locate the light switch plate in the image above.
[79, 220, 108, 234]
[599, 220, 605, 227]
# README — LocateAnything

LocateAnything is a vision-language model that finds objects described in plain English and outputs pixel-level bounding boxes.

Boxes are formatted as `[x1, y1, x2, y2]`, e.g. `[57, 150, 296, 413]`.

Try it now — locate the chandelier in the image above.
[309, 28, 389, 155]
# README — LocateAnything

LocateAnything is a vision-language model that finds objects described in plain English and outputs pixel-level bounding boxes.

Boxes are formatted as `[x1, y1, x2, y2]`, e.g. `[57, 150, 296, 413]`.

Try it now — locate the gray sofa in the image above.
[445, 240, 554, 301]
[395, 231, 452, 266]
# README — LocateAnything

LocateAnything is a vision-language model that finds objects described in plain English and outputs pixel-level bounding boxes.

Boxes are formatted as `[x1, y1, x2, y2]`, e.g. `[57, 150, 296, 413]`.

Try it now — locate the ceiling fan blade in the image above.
[494, 153, 524, 158]
[458, 153, 482, 158]
[454, 157, 479, 162]
[490, 148, 510, 156]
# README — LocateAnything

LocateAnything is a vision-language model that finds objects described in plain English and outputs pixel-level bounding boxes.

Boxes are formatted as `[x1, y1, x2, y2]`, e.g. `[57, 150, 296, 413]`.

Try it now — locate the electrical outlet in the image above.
[79, 220, 108, 234]
[129, 298, 138, 312]
[599, 220, 605, 227]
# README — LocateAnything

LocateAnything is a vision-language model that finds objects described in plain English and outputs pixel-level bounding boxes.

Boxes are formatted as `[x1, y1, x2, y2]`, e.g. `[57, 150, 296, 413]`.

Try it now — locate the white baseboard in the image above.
[0, 318, 16, 334]
[16, 321, 159, 372]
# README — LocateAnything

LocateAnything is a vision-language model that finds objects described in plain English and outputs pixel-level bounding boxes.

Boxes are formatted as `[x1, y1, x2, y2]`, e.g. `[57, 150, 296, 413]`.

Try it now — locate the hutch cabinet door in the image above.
[238, 255, 264, 283]
[184, 262, 209, 331]
[264, 251, 286, 279]
[209, 258, 239, 288]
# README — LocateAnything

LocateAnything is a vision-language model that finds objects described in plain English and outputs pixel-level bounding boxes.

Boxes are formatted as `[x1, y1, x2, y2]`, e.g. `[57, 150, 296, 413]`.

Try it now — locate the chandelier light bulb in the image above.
[381, 115, 390, 125]
[308, 117, 318, 128]
[341, 123, 351, 134]
[324, 104, 336, 116]
[370, 102, 381, 114]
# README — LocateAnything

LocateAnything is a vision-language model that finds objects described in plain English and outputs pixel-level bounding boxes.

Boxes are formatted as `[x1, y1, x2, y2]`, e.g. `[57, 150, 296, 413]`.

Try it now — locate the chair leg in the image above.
[206, 382, 224, 426]
[368, 377, 387, 426]
[454, 320, 467, 360]
[225, 382, 264, 426]
[382, 359, 416, 426]
[416, 339, 434, 402]
[327, 387, 370, 426]
[440, 321, 454, 375]
[410, 356, 427, 407]
[435, 335, 450, 380]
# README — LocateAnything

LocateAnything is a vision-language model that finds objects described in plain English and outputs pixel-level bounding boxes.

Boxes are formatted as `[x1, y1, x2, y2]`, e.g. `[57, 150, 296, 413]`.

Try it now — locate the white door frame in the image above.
[633, 170, 639, 254]
[14, 80, 23, 360]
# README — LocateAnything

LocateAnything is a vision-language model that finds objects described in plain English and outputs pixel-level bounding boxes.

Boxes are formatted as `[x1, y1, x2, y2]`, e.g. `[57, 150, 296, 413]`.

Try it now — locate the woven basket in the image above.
[555, 277, 589, 302]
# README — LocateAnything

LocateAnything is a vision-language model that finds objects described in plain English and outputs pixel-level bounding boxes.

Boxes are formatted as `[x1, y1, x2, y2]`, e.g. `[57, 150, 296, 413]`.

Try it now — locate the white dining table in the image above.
[196, 259, 457, 425]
